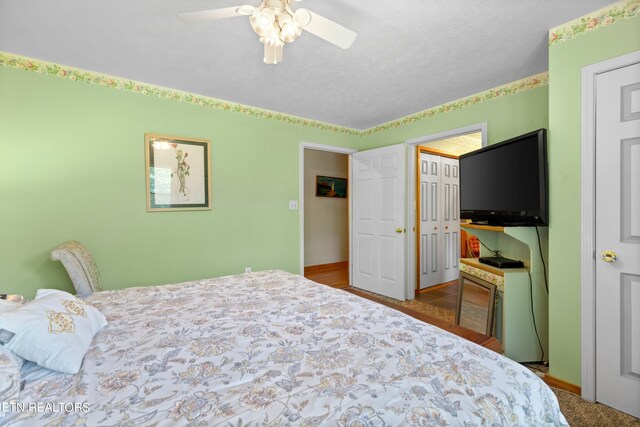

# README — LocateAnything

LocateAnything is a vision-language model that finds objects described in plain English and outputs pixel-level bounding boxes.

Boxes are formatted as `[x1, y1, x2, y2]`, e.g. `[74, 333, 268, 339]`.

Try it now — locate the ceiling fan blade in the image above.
[178, 5, 254, 23]
[294, 8, 357, 49]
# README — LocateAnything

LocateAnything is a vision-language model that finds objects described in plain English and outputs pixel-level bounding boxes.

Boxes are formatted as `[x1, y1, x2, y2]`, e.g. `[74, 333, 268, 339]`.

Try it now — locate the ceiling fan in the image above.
[178, 0, 357, 64]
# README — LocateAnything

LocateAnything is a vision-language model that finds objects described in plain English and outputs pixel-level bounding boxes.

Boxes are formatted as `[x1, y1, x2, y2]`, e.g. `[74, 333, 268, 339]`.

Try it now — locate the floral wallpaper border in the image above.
[549, 0, 640, 46]
[0, 51, 548, 137]
[360, 73, 548, 136]
[0, 52, 360, 136]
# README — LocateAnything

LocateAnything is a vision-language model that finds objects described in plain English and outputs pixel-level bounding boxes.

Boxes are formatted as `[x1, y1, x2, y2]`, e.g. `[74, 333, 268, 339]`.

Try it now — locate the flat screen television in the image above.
[459, 129, 548, 225]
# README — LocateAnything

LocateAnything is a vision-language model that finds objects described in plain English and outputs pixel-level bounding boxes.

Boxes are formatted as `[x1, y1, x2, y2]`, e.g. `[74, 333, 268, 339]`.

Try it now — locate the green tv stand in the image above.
[459, 223, 549, 363]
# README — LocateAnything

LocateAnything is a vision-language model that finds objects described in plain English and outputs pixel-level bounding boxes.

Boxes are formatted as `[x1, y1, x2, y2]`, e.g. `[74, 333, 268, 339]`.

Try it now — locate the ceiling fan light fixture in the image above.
[260, 25, 284, 47]
[180, 0, 357, 65]
[250, 7, 275, 33]
[277, 13, 292, 26]
[280, 23, 301, 43]
[278, 14, 301, 43]
[263, 43, 283, 65]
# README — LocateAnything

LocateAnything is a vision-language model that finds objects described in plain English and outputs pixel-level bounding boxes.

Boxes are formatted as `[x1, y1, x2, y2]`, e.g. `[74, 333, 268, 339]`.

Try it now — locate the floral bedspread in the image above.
[4, 270, 567, 426]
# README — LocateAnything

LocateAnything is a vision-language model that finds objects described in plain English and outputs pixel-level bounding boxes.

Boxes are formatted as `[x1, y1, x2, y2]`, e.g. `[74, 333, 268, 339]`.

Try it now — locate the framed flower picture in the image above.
[145, 134, 211, 211]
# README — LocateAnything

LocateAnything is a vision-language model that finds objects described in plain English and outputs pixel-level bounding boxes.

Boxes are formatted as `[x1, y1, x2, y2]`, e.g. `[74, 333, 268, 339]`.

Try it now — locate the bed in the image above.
[3, 270, 567, 426]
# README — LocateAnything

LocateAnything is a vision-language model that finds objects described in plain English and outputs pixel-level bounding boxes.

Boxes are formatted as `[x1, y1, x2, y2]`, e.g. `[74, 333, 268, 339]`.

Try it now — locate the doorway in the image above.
[405, 124, 486, 314]
[416, 132, 483, 290]
[299, 143, 356, 289]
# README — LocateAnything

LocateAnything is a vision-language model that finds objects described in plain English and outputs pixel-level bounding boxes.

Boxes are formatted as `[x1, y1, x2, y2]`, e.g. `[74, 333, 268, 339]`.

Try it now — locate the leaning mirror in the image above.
[455, 272, 497, 336]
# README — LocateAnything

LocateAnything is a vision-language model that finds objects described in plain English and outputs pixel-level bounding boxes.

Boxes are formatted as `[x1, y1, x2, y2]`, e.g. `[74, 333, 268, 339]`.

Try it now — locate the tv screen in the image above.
[459, 129, 548, 225]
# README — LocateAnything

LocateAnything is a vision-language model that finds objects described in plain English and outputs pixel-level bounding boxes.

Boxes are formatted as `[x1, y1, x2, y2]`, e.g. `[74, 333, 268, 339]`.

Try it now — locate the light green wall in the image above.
[0, 67, 360, 297]
[360, 86, 548, 149]
[0, 63, 549, 299]
[2, 10, 636, 391]
[548, 16, 640, 385]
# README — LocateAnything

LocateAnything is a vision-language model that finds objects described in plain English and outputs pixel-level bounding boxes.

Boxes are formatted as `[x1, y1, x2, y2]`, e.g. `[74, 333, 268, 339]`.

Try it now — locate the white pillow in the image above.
[0, 289, 107, 374]
[0, 299, 22, 313]
[0, 345, 23, 402]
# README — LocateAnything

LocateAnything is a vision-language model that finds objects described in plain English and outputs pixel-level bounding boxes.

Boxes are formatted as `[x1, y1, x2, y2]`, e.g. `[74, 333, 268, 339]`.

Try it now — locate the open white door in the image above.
[594, 60, 640, 417]
[352, 144, 406, 300]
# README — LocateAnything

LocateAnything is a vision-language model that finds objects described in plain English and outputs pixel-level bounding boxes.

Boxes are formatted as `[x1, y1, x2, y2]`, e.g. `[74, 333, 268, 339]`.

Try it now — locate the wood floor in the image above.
[304, 262, 460, 311]
[304, 261, 349, 289]
[304, 262, 500, 353]
[415, 280, 459, 310]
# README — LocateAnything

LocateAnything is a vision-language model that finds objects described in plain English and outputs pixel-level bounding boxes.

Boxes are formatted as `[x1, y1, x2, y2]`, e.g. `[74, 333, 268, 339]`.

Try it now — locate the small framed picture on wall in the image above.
[145, 133, 212, 211]
[316, 175, 347, 198]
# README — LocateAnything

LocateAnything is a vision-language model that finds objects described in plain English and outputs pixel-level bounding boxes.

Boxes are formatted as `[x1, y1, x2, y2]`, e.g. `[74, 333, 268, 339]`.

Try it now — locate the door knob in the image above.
[395, 227, 405, 234]
[601, 250, 618, 263]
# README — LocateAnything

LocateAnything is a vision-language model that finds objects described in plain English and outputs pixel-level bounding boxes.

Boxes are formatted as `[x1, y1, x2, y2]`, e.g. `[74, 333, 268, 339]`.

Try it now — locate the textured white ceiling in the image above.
[0, 0, 613, 129]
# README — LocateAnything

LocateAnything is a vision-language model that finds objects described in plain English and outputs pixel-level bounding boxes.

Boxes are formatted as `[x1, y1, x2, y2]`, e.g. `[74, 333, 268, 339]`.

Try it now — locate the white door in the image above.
[352, 144, 406, 300]
[419, 154, 460, 289]
[595, 60, 640, 417]
[441, 157, 460, 283]
[419, 153, 444, 288]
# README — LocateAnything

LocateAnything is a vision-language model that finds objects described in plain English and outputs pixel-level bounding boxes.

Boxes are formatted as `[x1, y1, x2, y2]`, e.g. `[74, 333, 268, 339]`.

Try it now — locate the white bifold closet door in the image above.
[419, 153, 460, 289]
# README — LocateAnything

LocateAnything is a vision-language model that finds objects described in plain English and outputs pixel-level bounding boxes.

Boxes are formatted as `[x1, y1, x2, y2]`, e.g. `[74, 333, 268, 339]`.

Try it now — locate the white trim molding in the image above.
[298, 142, 357, 282]
[404, 123, 488, 300]
[580, 49, 640, 402]
[405, 123, 488, 147]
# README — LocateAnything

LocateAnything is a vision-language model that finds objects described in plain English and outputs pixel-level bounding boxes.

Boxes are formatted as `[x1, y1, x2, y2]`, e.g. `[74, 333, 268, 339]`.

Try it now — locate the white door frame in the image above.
[299, 142, 357, 282]
[580, 49, 640, 402]
[405, 123, 488, 298]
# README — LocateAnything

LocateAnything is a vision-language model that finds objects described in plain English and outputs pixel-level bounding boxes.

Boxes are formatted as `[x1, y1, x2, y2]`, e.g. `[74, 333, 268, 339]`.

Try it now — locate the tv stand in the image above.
[460, 223, 548, 362]
[470, 221, 539, 227]
[470, 221, 495, 226]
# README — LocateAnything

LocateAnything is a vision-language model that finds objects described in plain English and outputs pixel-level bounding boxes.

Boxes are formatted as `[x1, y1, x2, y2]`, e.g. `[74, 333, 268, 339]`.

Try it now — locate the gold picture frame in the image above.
[145, 133, 212, 211]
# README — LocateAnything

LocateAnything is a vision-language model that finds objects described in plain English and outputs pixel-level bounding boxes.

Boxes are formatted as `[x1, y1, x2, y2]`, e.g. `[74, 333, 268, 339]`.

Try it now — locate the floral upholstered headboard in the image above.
[50, 241, 103, 297]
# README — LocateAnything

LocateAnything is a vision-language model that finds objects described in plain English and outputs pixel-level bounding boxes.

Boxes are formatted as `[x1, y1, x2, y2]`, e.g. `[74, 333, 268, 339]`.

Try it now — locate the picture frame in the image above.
[316, 175, 348, 198]
[145, 133, 211, 211]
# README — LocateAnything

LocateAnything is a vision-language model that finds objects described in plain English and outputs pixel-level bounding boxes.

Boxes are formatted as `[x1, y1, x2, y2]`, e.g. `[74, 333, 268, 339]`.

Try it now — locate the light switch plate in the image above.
[289, 200, 298, 210]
